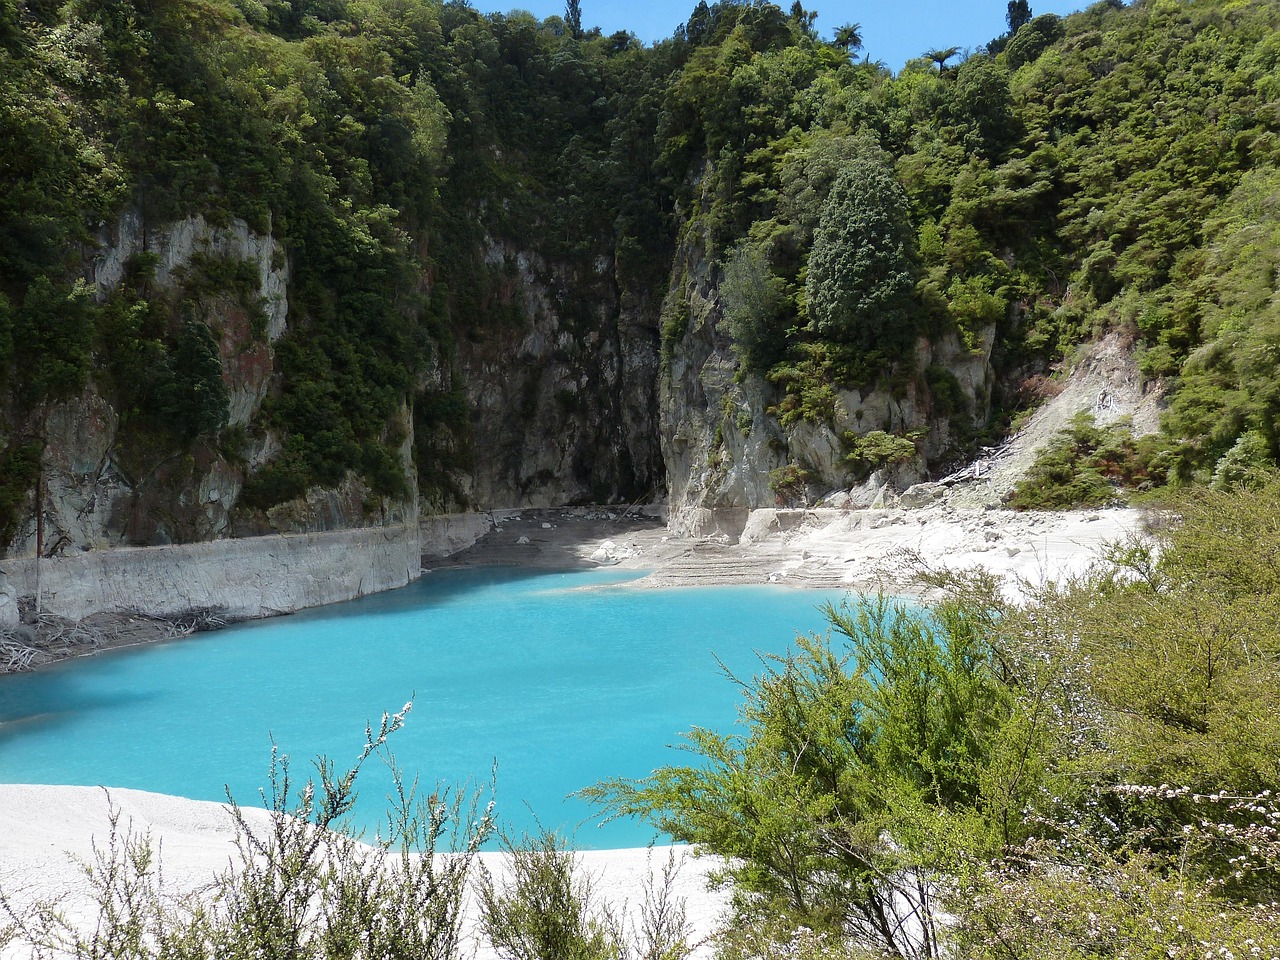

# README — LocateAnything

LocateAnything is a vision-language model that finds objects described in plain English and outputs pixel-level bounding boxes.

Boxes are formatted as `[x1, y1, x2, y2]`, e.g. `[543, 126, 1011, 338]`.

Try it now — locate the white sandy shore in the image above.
[0, 784, 728, 959]
[467, 503, 1150, 602]
[2, 505, 1147, 956]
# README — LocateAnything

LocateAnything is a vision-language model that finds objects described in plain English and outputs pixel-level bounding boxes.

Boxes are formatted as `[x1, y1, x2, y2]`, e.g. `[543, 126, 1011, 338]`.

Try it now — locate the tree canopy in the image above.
[1, 0, 1278, 532]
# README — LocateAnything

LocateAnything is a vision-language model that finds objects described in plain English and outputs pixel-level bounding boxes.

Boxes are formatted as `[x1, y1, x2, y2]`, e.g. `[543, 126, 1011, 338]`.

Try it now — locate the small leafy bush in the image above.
[1007, 413, 1168, 509]
[768, 463, 813, 505]
[1211, 429, 1276, 489]
[843, 430, 919, 474]
[479, 829, 623, 960]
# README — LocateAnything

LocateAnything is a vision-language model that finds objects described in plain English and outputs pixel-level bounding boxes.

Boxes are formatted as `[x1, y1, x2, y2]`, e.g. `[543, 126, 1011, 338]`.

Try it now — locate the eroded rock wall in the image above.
[7, 211, 294, 555]
[8, 210, 419, 563]
[453, 243, 662, 509]
[660, 243, 996, 539]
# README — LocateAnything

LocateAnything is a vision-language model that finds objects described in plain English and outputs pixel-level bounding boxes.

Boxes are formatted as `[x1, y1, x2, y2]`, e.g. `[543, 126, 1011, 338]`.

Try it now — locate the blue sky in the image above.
[468, 0, 1089, 72]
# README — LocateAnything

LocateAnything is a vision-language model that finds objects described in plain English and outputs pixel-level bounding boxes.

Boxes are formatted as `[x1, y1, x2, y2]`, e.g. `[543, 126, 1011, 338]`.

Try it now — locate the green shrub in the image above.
[719, 241, 789, 373]
[767, 344, 841, 427]
[768, 463, 812, 505]
[0, 439, 41, 549]
[152, 319, 230, 441]
[0, 706, 494, 960]
[479, 830, 623, 960]
[585, 595, 1049, 958]
[1007, 413, 1168, 509]
[1211, 429, 1276, 489]
[843, 429, 919, 474]
[11, 277, 95, 405]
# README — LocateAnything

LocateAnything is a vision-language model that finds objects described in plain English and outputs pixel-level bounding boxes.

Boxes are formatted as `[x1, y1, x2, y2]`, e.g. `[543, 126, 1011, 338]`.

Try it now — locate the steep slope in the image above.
[0, 0, 1276, 591]
[944, 332, 1165, 508]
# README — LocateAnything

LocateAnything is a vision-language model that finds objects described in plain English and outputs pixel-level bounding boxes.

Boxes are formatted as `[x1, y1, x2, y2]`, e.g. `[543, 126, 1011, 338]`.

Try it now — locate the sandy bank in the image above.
[433, 503, 1148, 601]
[0, 784, 728, 960]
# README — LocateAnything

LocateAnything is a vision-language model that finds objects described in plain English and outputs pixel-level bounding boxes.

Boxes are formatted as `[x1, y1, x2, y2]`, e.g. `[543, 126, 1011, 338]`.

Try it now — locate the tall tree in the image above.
[833, 21, 862, 54]
[1006, 0, 1031, 33]
[788, 0, 817, 39]
[926, 45, 961, 69]
[564, 0, 582, 39]
[805, 142, 917, 353]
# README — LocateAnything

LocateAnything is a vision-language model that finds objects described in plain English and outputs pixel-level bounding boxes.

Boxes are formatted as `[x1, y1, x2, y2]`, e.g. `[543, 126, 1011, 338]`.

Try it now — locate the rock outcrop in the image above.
[659, 242, 996, 540]
[452, 242, 662, 508]
[5, 209, 422, 564]
[0, 210, 432, 636]
[8, 211, 294, 556]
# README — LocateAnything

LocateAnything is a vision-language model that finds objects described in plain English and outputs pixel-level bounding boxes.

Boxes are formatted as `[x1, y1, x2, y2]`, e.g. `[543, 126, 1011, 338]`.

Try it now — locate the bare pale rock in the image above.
[3, 525, 422, 623]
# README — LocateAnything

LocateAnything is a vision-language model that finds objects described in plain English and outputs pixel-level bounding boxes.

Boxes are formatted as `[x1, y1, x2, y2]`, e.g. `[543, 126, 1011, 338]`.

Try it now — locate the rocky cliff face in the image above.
[10, 212, 283, 555]
[451, 242, 662, 509]
[6, 204, 662, 573]
[660, 244, 996, 538]
[9, 204, 989, 585]
[10, 210, 413, 560]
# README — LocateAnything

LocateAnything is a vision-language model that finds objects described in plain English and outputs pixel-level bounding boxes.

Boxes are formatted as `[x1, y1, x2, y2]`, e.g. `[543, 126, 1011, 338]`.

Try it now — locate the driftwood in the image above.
[30, 611, 101, 648]
[1, 636, 40, 672]
[0, 608, 229, 674]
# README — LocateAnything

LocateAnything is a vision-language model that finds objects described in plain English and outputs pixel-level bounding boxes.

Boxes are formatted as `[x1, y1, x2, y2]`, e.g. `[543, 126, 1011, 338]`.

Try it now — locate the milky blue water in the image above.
[0, 568, 850, 848]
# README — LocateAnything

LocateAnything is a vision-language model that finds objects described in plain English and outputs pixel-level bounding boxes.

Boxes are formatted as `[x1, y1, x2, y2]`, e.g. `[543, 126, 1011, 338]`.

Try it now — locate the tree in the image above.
[1006, 0, 1031, 34]
[1001, 12, 1063, 66]
[718, 241, 789, 372]
[564, 0, 582, 40]
[832, 22, 862, 54]
[11, 277, 95, 405]
[804, 142, 917, 355]
[952, 55, 1017, 158]
[153, 319, 230, 440]
[788, 1, 817, 39]
[586, 596, 1051, 959]
[925, 46, 960, 70]
[683, 0, 711, 45]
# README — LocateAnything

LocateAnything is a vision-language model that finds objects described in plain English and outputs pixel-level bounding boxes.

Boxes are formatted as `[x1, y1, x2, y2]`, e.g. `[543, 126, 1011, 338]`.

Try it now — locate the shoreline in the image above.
[0, 503, 1148, 955]
[431, 503, 1148, 602]
[0, 784, 729, 960]
[2, 502, 1149, 674]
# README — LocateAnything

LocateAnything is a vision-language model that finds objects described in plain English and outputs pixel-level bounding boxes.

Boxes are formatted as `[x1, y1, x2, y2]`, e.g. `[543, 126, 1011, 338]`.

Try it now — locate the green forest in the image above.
[3, 0, 1279, 531]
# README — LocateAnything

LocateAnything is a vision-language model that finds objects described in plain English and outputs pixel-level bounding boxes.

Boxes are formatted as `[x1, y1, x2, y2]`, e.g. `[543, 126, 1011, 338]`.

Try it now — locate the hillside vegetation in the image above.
[1, 0, 1278, 539]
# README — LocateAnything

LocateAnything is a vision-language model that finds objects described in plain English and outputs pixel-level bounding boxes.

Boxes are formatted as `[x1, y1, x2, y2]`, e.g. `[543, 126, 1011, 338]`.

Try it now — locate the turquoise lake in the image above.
[0, 567, 850, 848]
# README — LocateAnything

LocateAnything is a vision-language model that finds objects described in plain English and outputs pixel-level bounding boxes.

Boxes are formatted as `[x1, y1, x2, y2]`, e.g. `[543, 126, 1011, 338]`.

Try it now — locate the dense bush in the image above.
[588, 478, 1280, 957]
[587, 594, 1046, 957]
[3, 0, 1279, 516]
[1006, 413, 1169, 510]
[805, 146, 918, 354]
